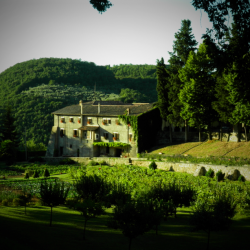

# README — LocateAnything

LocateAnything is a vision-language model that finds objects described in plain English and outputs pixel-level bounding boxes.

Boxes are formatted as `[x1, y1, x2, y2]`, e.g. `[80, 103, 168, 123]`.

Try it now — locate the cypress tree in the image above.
[167, 20, 198, 138]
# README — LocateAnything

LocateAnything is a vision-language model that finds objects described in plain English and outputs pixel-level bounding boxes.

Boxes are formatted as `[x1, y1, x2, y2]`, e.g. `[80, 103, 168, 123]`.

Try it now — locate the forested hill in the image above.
[0, 58, 167, 146]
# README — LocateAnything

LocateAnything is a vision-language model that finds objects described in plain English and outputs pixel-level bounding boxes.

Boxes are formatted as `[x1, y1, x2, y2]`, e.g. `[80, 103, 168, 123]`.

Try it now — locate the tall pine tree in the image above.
[167, 20, 198, 141]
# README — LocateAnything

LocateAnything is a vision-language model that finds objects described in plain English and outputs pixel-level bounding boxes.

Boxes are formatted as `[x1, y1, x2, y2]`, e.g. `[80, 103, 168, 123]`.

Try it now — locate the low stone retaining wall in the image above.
[131, 159, 250, 181]
[44, 157, 250, 181]
[44, 157, 130, 166]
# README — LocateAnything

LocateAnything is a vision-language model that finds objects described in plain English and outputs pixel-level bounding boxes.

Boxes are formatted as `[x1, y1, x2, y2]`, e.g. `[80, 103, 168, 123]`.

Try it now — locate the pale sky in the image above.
[0, 0, 232, 74]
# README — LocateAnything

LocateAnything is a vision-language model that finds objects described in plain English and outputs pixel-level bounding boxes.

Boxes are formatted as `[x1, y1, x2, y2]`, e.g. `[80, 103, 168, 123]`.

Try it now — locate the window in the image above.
[95, 133, 99, 140]
[113, 132, 119, 141]
[87, 117, 92, 124]
[102, 118, 107, 125]
[70, 144, 72, 148]
[108, 118, 111, 124]
[60, 117, 65, 123]
[78, 117, 81, 124]
[129, 133, 132, 141]
[103, 132, 109, 139]
[69, 117, 73, 123]
[60, 129, 65, 137]
[115, 119, 120, 125]
[73, 129, 78, 137]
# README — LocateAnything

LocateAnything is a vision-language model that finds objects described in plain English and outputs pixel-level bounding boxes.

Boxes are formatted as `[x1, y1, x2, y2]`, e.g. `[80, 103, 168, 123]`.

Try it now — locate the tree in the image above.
[166, 20, 198, 141]
[39, 180, 70, 226]
[156, 58, 171, 140]
[179, 42, 218, 141]
[0, 140, 16, 161]
[191, 0, 250, 40]
[89, 0, 113, 13]
[223, 52, 250, 141]
[74, 173, 111, 203]
[107, 199, 155, 250]
[119, 88, 147, 103]
[1, 105, 19, 145]
[190, 191, 237, 250]
[75, 199, 105, 240]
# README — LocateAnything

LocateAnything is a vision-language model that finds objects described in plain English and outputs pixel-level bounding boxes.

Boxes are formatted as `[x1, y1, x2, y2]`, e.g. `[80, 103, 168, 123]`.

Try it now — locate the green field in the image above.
[0, 163, 250, 250]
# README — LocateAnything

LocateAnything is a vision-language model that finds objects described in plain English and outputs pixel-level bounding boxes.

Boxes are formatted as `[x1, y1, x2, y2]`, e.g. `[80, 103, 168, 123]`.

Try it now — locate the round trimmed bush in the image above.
[24, 173, 29, 179]
[2, 199, 9, 206]
[205, 168, 214, 178]
[33, 170, 39, 178]
[149, 161, 157, 170]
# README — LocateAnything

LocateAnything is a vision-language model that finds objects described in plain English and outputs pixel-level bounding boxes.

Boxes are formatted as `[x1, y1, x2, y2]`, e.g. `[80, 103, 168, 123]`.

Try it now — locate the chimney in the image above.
[127, 108, 130, 115]
[98, 102, 100, 114]
[79, 100, 83, 115]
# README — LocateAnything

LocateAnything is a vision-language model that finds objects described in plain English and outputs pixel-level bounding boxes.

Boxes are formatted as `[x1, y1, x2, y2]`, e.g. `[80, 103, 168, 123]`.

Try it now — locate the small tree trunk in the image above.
[245, 126, 248, 142]
[206, 230, 211, 250]
[199, 126, 201, 142]
[128, 237, 132, 250]
[50, 206, 53, 227]
[220, 124, 222, 142]
[169, 124, 172, 144]
[237, 123, 241, 142]
[185, 120, 188, 142]
[83, 218, 87, 240]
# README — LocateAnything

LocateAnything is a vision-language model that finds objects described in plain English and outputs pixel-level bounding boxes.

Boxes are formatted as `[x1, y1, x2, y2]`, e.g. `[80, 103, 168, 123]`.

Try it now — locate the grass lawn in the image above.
[0, 204, 249, 250]
[149, 141, 250, 159]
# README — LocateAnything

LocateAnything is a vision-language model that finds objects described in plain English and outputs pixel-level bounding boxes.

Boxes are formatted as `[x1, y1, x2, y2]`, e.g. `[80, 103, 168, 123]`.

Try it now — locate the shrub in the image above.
[149, 161, 157, 170]
[59, 158, 76, 165]
[205, 168, 214, 178]
[24, 173, 29, 179]
[232, 169, 240, 181]
[2, 199, 8, 206]
[216, 170, 225, 182]
[88, 160, 99, 166]
[157, 155, 162, 161]
[13, 198, 21, 206]
[28, 156, 44, 163]
[99, 160, 107, 165]
[33, 170, 39, 178]
[238, 175, 245, 182]
[137, 153, 141, 158]
[43, 168, 50, 178]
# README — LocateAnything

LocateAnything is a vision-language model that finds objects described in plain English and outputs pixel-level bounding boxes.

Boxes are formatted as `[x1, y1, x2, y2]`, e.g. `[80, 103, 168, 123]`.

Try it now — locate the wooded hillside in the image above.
[0, 58, 166, 147]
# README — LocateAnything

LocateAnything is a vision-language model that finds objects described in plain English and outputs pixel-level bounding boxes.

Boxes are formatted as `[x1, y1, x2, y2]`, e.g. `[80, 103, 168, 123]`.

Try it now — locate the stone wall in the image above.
[44, 156, 250, 181]
[131, 159, 250, 181]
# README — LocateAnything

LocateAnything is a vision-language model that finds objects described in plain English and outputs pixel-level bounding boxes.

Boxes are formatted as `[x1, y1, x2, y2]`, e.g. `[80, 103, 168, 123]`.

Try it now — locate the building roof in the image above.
[52, 101, 155, 116]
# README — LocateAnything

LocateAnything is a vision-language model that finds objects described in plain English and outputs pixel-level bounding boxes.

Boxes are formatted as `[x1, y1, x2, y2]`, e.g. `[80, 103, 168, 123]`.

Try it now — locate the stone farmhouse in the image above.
[46, 100, 162, 158]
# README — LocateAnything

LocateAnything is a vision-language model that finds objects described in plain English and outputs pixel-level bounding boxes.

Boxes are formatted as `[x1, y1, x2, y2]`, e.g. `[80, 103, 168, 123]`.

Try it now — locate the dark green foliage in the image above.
[205, 168, 214, 178]
[24, 173, 29, 179]
[39, 180, 70, 226]
[59, 158, 76, 165]
[87, 160, 99, 166]
[1, 105, 19, 145]
[75, 198, 105, 239]
[149, 161, 157, 170]
[28, 156, 44, 163]
[43, 168, 50, 178]
[90, 0, 113, 13]
[167, 19, 198, 127]
[190, 192, 237, 250]
[216, 170, 225, 182]
[33, 170, 39, 178]
[107, 200, 155, 250]
[238, 175, 245, 182]
[0, 140, 17, 161]
[119, 88, 148, 103]
[74, 174, 111, 203]
[18, 192, 32, 215]
[106, 182, 131, 207]
[156, 58, 170, 120]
